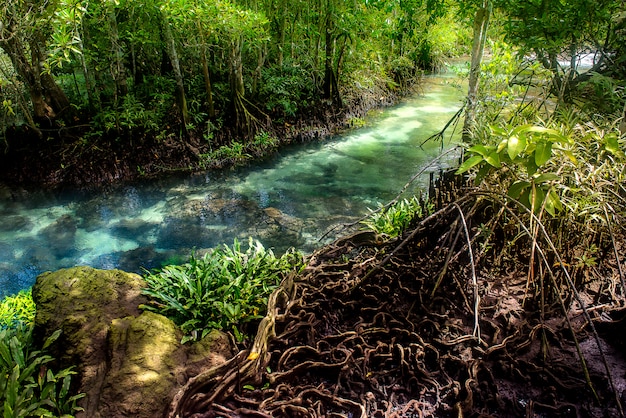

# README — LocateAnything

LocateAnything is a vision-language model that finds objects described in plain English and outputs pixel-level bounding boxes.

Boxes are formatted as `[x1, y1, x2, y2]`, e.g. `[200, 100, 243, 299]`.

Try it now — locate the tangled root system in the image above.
[169, 176, 625, 418]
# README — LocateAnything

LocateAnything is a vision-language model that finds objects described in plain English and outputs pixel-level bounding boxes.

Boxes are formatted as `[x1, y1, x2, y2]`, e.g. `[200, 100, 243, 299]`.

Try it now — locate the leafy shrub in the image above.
[0, 289, 35, 330]
[389, 56, 417, 88]
[93, 94, 160, 135]
[247, 131, 279, 158]
[202, 141, 250, 166]
[0, 292, 85, 417]
[259, 62, 315, 119]
[456, 47, 626, 288]
[362, 196, 433, 237]
[141, 238, 304, 343]
[457, 123, 572, 216]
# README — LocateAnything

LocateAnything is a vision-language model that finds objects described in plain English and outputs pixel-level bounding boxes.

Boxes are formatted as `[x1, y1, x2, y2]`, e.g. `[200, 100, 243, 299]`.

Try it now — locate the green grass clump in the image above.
[141, 238, 305, 343]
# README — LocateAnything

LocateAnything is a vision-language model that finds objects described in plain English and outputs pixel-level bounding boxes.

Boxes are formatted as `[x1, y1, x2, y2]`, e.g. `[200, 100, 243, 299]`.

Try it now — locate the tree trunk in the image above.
[462, 0, 492, 140]
[278, 5, 286, 67]
[200, 46, 216, 119]
[323, 0, 335, 101]
[251, 45, 266, 97]
[163, 17, 189, 135]
[1, 36, 70, 126]
[107, 3, 128, 99]
[229, 36, 250, 137]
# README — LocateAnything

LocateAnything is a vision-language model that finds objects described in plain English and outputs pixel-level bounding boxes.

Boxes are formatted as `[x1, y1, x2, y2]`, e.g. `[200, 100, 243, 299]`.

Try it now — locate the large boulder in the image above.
[32, 266, 234, 418]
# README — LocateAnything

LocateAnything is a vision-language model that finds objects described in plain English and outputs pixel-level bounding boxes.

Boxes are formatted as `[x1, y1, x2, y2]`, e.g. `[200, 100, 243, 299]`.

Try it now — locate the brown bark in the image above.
[163, 17, 189, 135]
[462, 0, 492, 140]
[200, 46, 216, 119]
[1, 35, 70, 125]
[107, 4, 128, 98]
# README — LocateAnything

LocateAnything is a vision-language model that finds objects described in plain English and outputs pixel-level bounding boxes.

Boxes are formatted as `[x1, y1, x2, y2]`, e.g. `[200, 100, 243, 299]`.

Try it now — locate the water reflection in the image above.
[0, 74, 464, 297]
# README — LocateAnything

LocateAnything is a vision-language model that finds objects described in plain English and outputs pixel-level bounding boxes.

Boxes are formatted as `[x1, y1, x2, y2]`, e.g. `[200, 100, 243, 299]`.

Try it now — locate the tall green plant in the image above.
[141, 238, 304, 343]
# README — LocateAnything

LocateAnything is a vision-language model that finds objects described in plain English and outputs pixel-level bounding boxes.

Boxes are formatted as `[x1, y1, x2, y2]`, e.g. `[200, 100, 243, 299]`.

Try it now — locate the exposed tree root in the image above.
[168, 174, 626, 418]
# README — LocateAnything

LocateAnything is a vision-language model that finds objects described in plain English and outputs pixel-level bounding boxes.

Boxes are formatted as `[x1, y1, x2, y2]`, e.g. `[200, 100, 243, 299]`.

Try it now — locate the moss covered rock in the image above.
[32, 266, 234, 418]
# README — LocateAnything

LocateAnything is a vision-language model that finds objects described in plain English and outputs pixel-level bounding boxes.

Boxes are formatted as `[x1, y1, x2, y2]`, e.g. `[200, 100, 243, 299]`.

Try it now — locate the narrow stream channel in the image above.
[0, 73, 465, 297]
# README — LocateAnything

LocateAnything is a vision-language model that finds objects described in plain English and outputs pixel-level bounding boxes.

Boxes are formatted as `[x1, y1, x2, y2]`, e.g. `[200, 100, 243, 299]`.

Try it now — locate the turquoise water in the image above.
[0, 74, 465, 297]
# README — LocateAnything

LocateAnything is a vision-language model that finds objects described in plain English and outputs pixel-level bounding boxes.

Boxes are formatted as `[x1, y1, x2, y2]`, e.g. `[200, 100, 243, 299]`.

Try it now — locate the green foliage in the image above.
[259, 62, 315, 118]
[457, 123, 572, 216]
[141, 238, 304, 343]
[201, 141, 250, 167]
[577, 72, 625, 115]
[93, 94, 160, 135]
[361, 196, 434, 237]
[250, 131, 279, 155]
[0, 290, 35, 331]
[0, 325, 85, 418]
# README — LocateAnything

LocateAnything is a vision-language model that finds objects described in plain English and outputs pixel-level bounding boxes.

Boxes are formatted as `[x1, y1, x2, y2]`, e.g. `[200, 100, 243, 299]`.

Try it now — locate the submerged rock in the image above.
[32, 266, 234, 418]
[40, 214, 78, 257]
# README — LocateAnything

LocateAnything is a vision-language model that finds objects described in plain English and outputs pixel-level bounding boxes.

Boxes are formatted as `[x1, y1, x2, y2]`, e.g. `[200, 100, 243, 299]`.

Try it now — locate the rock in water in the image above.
[32, 266, 234, 418]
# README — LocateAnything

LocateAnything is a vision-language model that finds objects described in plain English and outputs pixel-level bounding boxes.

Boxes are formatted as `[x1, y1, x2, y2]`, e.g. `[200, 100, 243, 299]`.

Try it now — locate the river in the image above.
[0, 73, 465, 297]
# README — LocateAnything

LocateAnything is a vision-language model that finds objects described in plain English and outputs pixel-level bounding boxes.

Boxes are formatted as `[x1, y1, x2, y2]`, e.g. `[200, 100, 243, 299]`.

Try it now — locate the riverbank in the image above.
[0, 75, 422, 191]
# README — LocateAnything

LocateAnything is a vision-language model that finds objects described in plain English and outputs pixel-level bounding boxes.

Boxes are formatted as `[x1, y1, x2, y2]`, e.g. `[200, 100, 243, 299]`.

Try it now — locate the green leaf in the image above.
[526, 158, 538, 176]
[496, 138, 508, 153]
[467, 144, 490, 157]
[456, 155, 483, 174]
[544, 190, 562, 217]
[42, 329, 62, 350]
[507, 135, 526, 160]
[508, 181, 530, 199]
[474, 164, 492, 184]
[525, 126, 570, 143]
[605, 134, 624, 156]
[531, 186, 546, 213]
[533, 173, 559, 184]
[484, 151, 501, 168]
[534, 141, 552, 167]
[490, 125, 508, 137]
[561, 149, 578, 164]
[9, 337, 25, 369]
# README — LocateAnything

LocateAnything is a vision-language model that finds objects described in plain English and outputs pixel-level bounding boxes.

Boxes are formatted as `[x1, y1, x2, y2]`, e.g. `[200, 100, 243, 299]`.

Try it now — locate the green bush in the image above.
[93, 94, 161, 136]
[0, 290, 35, 330]
[361, 196, 433, 237]
[0, 292, 85, 417]
[141, 238, 305, 343]
[259, 62, 315, 119]
[456, 48, 626, 288]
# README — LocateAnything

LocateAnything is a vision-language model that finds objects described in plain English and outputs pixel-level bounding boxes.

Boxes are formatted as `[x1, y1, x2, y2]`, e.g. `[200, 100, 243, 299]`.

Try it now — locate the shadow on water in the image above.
[0, 73, 466, 297]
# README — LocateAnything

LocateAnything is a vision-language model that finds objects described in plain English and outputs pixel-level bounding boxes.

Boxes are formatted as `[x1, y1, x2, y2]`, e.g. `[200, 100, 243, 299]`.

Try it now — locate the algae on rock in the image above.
[32, 266, 234, 418]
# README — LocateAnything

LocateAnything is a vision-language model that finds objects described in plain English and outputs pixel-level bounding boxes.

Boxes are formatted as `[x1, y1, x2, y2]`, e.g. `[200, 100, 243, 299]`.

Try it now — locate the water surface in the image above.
[0, 74, 465, 297]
